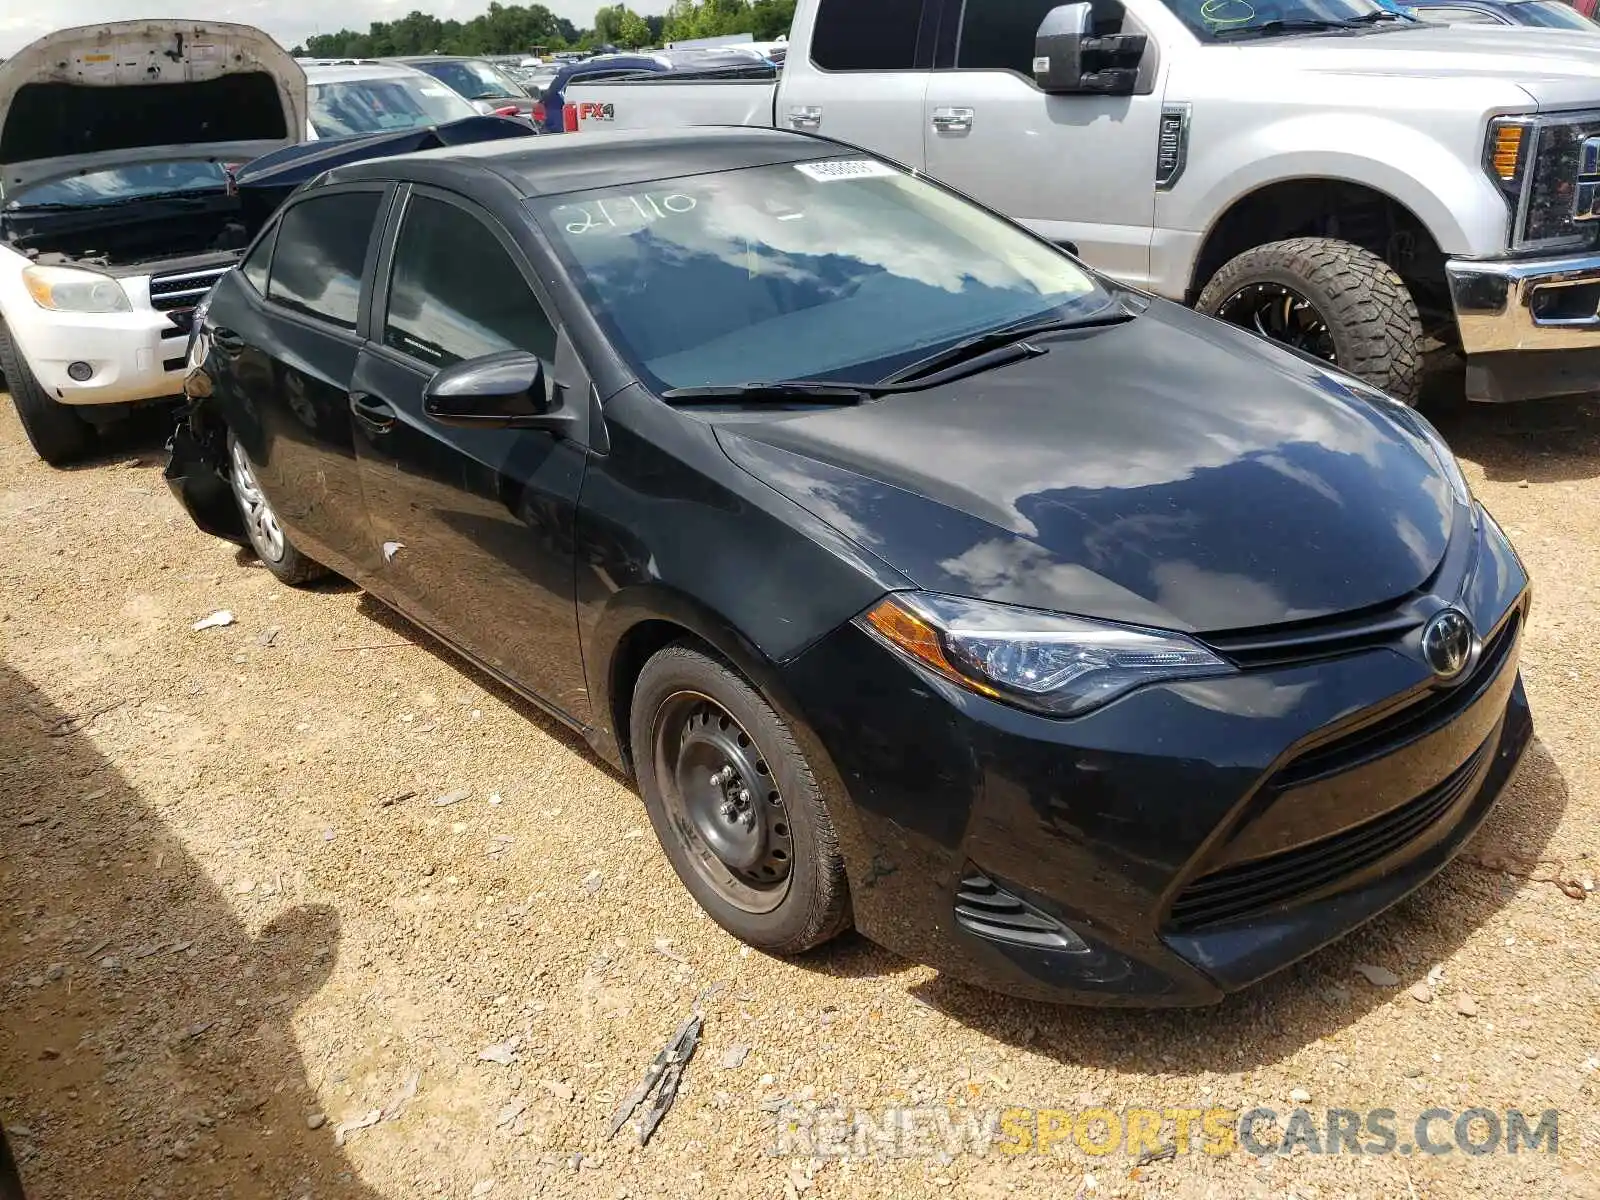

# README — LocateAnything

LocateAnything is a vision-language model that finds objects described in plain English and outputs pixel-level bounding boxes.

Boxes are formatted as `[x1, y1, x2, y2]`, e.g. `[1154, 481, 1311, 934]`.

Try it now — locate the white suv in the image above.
[0, 21, 305, 465]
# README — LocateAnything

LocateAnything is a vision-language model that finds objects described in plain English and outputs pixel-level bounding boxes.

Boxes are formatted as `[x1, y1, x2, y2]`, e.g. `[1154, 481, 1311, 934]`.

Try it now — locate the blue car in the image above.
[1406, 0, 1599, 26]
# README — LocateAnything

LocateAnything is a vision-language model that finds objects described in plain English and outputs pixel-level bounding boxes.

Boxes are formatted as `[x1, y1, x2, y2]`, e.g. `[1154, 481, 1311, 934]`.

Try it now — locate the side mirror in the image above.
[423, 350, 574, 435]
[1034, 3, 1146, 96]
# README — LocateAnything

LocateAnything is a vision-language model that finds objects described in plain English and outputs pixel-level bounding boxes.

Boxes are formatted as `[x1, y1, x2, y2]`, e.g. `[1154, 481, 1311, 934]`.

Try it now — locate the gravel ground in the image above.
[1, 394, 1597, 1200]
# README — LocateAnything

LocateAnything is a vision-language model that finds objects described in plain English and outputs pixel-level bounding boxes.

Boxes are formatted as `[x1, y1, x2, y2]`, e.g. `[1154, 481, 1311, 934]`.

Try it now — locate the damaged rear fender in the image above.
[164, 399, 247, 545]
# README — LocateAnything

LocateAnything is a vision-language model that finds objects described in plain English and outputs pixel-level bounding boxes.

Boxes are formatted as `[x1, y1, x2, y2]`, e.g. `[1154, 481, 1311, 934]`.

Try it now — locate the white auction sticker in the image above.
[794, 159, 899, 183]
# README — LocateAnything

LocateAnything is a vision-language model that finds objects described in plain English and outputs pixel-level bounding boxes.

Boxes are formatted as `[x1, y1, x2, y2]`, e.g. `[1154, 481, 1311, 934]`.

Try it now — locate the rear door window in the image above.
[383, 194, 557, 368]
[266, 191, 383, 330]
[812, 0, 926, 70]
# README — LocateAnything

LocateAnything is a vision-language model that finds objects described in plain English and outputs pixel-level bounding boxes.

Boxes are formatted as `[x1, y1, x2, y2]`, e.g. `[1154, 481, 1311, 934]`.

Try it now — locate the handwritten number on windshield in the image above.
[558, 192, 698, 236]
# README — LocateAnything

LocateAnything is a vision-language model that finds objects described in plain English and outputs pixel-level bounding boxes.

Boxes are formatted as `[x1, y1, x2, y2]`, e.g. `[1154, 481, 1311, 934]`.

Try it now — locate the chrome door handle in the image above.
[788, 105, 823, 130]
[932, 107, 975, 134]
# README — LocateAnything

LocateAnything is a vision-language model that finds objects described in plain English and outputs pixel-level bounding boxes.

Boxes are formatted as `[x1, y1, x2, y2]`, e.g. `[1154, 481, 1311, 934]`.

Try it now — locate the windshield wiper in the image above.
[660, 381, 872, 406]
[1212, 17, 1368, 37]
[879, 307, 1135, 387]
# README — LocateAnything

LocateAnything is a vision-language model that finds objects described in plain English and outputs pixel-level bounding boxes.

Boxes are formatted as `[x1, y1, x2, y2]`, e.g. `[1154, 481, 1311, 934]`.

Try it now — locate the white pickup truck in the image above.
[566, 0, 1600, 405]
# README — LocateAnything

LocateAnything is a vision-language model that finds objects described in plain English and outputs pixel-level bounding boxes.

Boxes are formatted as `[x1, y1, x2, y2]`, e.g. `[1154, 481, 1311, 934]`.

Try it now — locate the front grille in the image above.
[1274, 611, 1519, 790]
[1169, 734, 1495, 932]
[1205, 602, 1423, 670]
[148, 265, 231, 314]
[955, 872, 1084, 952]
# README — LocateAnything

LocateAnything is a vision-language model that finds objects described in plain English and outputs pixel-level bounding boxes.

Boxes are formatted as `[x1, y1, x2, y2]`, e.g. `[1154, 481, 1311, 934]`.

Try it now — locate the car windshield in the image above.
[419, 59, 521, 100]
[533, 159, 1113, 391]
[3, 160, 229, 210]
[1507, 0, 1600, 27]
[1158, 0, 1412, 38]
[309, 75, 479, 137]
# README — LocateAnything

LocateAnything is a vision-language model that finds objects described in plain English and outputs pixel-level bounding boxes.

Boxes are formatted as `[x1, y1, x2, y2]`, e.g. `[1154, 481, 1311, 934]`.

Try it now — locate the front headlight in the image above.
[1485, 112, 1600, 251]
[858, 593, 1234, 717]
[22, 265, 131, 314]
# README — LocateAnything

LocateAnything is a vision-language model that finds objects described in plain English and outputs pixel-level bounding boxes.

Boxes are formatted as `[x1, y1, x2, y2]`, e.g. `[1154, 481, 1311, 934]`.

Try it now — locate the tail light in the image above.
[564, 103, 578, 133]
[532, 101, 546, 125]
[492, 105, 519, 118]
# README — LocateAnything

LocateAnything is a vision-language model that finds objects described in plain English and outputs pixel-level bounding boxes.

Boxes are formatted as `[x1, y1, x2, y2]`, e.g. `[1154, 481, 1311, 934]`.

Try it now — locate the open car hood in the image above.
[0, 21, 307, 196]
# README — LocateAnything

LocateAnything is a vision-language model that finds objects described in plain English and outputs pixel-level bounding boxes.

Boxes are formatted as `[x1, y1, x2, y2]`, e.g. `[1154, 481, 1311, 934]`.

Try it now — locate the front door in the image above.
[776, 0, 936, 168]
[350, 186, 591, 722]
[922, 0, 1167, 289]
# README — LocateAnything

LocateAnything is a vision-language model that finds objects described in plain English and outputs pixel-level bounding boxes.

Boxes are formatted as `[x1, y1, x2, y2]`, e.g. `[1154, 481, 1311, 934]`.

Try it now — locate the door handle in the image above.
[788, 105, 823, 130]
[931, 107, 975, 134]
[211, 327, 245, 354]
[349, 391, 396, 434]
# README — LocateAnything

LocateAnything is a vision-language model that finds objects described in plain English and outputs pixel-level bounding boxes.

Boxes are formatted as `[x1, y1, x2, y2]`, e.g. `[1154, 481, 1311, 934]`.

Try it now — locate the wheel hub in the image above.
[1215, 282, 1338, 363]
[655, 693, 794, 912]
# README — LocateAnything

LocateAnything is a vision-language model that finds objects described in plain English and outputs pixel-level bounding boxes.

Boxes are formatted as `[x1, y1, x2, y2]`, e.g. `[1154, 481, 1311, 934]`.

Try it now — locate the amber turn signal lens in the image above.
[862, 597, 1001, 698]
[1492, 125, 1524, 181]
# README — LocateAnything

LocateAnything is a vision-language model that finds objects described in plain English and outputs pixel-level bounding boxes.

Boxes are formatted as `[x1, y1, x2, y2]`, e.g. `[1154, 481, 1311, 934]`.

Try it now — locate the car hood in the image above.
[0, 21, 307, 196]
[1263, 24, 1600, 109]
[713, 303, 1457, 635]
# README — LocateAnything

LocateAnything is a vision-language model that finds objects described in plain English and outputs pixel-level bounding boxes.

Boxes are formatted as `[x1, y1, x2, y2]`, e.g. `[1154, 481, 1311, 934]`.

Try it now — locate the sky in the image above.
[0, 1, 670, 57]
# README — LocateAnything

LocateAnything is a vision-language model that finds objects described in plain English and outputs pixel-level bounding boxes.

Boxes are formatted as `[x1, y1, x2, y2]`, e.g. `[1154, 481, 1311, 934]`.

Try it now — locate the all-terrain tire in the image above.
[1197, 236, 1425, 405]
[631, 644, 852, 956]
[0, 318, 96, 466]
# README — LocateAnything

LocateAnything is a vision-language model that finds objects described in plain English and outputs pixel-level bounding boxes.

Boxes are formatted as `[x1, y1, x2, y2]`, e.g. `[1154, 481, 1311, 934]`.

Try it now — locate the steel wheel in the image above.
[652, 690, 793, 915]
[229, 438, 286, 563]
[1213, 282, 1338, 363]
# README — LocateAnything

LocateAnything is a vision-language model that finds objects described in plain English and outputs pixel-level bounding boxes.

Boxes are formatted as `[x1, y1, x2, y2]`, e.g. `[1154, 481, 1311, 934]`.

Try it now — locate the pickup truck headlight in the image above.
[1486, 113, 1600, 251]
[859, 593, 1233, 717]
[22, 265, 131, 314]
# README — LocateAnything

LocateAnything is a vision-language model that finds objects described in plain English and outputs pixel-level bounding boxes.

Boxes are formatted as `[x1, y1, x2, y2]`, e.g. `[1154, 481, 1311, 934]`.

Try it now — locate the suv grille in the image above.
[149, 265, 232, 322]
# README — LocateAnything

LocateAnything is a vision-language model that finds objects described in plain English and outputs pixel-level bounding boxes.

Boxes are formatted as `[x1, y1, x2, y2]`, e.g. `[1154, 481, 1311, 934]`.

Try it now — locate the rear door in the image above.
[776, 0, 936, 168]
[220, 184, 389, 576]
[923, 0, 1167, 288]
[348, 186, 591, 720]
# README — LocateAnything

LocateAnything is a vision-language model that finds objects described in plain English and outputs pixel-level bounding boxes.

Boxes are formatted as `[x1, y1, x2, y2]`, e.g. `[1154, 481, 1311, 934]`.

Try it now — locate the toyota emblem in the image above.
[1421, 607, 1476, 680]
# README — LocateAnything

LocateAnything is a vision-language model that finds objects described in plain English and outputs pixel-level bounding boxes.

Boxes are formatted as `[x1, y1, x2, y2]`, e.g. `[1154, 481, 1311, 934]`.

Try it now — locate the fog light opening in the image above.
[66, 361, 94, 382]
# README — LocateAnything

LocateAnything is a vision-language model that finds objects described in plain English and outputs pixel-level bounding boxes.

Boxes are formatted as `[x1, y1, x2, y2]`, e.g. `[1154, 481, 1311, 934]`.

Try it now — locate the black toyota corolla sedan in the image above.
[167, 127, 1533, 1006]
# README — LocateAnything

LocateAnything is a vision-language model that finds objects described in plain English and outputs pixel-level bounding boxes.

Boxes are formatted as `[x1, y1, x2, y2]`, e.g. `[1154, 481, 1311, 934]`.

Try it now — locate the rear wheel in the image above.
[0, 320, 96, 466]
[1197, 237, 1425, 405]
[630, 644, 851, 955]
[227, 433, 328, 586]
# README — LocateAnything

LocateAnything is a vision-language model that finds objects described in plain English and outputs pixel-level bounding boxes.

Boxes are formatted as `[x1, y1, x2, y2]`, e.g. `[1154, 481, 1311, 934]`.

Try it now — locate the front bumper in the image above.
[779, 512, 1532, 1006]
[10, 302, 191, 407]
[1447, 251, 1600, 401]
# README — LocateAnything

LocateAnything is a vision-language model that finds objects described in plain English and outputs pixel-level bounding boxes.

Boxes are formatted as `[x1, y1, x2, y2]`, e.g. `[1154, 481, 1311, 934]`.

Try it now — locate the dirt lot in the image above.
[1, 394, 1597, 1200]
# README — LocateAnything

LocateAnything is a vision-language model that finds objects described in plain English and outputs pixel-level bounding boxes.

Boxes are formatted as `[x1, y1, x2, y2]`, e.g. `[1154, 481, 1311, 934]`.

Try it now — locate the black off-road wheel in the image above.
[1198, 236, 1425, 405]
[0, 319, 96, 466]
[226, 432, 329, 586]
[630, 644, 852, 955]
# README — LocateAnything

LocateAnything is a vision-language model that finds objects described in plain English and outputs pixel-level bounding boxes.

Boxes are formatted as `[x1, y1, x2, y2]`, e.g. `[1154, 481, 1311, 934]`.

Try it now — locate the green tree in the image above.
[615, 10, 653, 48]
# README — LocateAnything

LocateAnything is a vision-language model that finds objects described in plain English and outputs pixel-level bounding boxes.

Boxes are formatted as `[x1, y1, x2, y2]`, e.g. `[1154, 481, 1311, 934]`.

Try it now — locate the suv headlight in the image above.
[1485, 112, 1600, 251]
[22, 265, 131, 314]
[858, 593, 1233, 717]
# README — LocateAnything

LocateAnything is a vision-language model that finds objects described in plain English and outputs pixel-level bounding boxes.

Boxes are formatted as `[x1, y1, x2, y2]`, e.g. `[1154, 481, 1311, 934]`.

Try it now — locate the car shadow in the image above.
[1426, 379, 1600, 485]
[48, 405, 179, 473]
[0, 659, 383, 1200]
[896, 737, 1569, 1073]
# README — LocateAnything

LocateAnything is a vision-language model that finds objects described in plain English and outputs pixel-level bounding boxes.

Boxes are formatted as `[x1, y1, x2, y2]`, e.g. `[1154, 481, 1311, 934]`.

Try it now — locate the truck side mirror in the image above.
[1034, 3, 1146, 96]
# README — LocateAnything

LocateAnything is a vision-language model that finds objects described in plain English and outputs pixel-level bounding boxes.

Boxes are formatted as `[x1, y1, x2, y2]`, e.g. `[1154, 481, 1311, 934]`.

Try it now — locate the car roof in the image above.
[322, 126, 843, 199]
[304, 62, 433, 84]
[389, 55, 491, 64]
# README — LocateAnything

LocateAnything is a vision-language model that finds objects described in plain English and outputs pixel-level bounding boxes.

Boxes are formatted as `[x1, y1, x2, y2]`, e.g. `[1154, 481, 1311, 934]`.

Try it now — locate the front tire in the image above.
[1197, 237, 1425, 405]
[0, 319, 96, 466]
[630, 644, 852, 955]
[227, 432, 328, 586]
